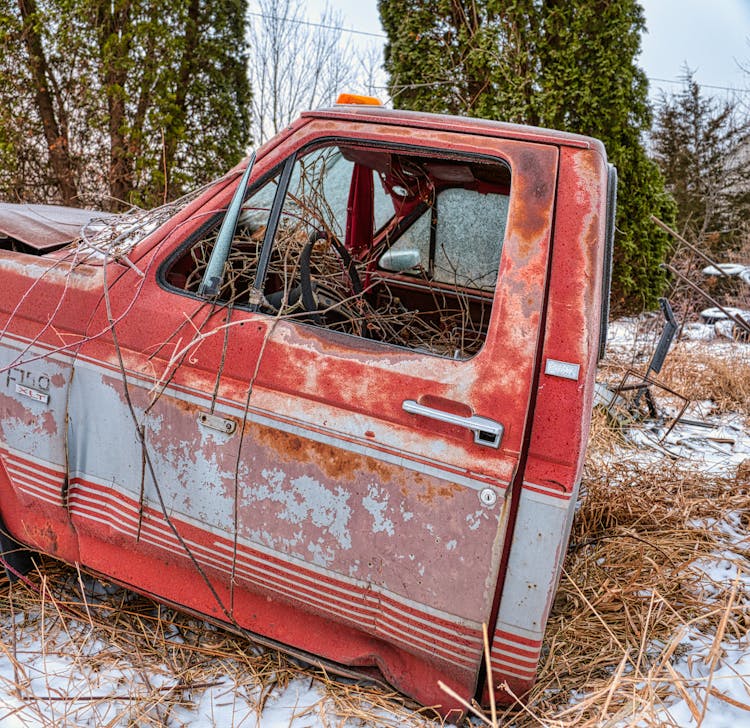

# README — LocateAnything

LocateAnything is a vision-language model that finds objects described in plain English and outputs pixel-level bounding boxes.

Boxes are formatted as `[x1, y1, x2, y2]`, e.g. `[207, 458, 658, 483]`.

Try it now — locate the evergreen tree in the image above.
[0, 0, 251, 211]
[652, 70, 750, 255]
[379, 0, 674, 312]
[380, 0, 539, 122]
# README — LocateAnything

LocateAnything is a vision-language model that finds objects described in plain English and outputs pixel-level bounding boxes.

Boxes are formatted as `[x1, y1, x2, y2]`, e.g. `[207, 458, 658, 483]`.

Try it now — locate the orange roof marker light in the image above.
[335, 93, 382, 106]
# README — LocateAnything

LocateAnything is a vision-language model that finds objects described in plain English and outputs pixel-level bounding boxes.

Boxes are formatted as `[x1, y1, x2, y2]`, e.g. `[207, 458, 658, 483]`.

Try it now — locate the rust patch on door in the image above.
[415, 481, 462, 504]
[253, 423, 394, 483]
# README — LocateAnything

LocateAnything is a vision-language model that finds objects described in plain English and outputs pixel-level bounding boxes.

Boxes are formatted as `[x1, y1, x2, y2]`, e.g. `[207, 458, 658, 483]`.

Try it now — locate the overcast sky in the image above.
[260, 0, 750, 102]
[639, 0, 749, 97]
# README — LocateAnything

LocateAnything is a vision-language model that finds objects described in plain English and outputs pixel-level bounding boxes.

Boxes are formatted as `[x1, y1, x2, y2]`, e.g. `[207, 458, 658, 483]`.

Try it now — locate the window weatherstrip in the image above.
[250, 155, 297, 310]
[198, 153, 256, 297]
[428, 190, 437, 279]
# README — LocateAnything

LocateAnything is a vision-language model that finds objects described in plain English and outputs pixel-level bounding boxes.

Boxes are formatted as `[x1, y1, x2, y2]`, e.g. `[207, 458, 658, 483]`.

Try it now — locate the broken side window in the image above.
[383, 187, 509, 290]
[163, 143, 511, 360]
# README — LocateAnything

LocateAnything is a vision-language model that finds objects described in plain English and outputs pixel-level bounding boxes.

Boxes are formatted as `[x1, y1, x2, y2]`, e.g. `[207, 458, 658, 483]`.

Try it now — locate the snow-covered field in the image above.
[582, 317, 750, 728]
[0, 318, 748, 727]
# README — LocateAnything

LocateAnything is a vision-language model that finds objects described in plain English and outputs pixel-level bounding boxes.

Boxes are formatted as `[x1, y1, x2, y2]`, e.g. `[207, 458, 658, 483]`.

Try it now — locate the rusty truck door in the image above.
[197, 126, 558, 706]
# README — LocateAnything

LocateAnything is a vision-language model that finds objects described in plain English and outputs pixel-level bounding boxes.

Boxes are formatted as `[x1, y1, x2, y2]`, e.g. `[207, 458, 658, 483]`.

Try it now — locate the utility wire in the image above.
[649, 77, 750, 94]
[247, 10, 386, 39]
[247, 10, 749, 95]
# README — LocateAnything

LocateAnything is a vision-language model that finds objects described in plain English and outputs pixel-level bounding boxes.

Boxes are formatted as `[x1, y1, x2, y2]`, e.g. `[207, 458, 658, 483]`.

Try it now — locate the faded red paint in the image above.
[0, 104, 613, 718]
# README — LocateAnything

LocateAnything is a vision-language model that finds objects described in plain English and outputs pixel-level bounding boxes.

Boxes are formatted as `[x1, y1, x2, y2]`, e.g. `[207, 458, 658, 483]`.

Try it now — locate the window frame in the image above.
[156, 137, 513, 360]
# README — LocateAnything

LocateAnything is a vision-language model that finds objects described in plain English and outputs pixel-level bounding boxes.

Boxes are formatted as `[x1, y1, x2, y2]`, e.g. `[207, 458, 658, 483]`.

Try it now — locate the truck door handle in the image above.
[402, 399, 503, 448]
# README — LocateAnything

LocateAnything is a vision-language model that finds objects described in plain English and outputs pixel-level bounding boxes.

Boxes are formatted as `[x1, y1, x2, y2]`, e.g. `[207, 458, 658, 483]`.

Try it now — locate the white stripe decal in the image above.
[490, 647, 539, 667]
[3, 450, 484, 663]
[17, 488, 61, 507]
[72, 498, 478, 667]
[64, 477, 482, 668]
[490, 659, 537, 679]
[66, 473, 481, 637]
[522, 480, 571, 504]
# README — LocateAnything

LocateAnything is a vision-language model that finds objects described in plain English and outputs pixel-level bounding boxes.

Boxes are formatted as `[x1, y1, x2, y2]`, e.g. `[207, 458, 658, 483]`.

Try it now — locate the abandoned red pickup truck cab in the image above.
[0, 101, 616, 716]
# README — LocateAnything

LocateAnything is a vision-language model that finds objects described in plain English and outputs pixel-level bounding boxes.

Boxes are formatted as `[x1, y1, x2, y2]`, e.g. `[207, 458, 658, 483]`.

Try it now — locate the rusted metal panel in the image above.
[526, 145, 609, 490]
[0, 202, 113, 250]
[304, 104, 601, 150]
[0, 110, 611, 718]
[486, 143, 610, 702]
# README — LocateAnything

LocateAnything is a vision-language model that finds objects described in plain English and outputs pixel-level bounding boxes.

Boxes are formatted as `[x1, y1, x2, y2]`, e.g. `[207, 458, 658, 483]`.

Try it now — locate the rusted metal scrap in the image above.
[0, 202, 115, 252]
[652, 216, 750, 339]
[597, 298, 690, 438]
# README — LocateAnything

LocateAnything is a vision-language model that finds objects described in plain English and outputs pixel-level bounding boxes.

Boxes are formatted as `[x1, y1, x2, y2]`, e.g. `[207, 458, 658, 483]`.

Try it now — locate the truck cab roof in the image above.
[305, 103, 606, 154]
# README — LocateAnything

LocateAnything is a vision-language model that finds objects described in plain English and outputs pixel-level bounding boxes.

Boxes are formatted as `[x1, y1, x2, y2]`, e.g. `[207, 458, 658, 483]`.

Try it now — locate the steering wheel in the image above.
[299, 229, 366, 331]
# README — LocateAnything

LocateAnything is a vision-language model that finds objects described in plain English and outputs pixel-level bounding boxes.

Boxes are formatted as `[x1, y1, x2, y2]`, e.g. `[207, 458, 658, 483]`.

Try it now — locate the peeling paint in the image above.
[466, 509, 488, 532]
[254, 468, 352, 550]
[362, 484, 394, 536]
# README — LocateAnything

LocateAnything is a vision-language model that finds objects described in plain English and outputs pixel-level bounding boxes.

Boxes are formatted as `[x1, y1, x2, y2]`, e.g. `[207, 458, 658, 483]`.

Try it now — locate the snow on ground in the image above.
[0, 318, 748, 727]
[0, 590, 426, 727]
[599, 317, 750, 727]
[603, 316, 750, 478]
[611, 408, 749, 478]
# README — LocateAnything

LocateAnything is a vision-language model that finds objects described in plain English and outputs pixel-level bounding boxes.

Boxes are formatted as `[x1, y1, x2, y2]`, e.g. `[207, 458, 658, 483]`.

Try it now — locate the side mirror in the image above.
[379, 248, 421, 272]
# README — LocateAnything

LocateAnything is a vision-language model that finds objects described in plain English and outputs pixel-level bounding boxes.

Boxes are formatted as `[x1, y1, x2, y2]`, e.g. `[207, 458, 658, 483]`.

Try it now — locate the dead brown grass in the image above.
[0, 562, 439, 726]
[658, 344, 750, 416]
[511, 453, 750, 726]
